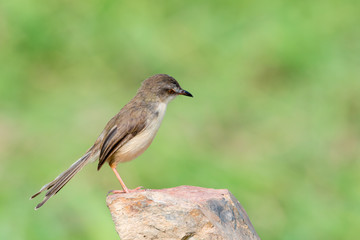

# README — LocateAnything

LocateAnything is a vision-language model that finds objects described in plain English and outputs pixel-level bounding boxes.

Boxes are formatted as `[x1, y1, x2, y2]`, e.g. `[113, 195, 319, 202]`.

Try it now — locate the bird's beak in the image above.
[177, 89, 193, 97]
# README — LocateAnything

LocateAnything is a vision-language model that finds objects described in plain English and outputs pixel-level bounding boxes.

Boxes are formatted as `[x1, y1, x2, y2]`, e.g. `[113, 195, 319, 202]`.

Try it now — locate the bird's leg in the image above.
[111, 166, 129, 193]
[109, 167, 144, 194]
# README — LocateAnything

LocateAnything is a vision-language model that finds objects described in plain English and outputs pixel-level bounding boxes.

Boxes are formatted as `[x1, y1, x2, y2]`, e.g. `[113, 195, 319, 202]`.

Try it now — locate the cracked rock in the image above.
[106, 185, 260, 240]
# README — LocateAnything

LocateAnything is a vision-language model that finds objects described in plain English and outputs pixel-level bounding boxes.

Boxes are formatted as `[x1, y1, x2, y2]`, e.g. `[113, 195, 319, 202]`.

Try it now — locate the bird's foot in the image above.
[107, 186, 144, 196]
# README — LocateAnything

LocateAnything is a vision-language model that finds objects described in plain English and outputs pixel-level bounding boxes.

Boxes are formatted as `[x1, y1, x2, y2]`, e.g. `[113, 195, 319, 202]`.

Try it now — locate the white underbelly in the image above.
[113, 102, 167, 163]
[114, 128, 157, 162]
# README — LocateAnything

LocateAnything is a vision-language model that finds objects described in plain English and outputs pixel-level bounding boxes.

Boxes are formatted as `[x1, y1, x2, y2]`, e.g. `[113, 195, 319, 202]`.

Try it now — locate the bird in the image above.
[30, 74, 193, 210]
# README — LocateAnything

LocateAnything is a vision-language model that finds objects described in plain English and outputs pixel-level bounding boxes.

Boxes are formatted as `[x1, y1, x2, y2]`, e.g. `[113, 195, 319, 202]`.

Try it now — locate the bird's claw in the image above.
[107, 186, 145, 196]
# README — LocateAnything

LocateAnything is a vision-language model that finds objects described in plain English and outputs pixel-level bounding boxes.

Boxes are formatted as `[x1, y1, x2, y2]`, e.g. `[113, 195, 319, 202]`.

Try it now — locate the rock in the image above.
[106, 185, 260, 240]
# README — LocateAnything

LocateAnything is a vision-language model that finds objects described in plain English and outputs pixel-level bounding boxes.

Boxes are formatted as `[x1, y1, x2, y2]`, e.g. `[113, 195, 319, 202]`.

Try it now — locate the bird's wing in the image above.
[97, 112, 147, 170]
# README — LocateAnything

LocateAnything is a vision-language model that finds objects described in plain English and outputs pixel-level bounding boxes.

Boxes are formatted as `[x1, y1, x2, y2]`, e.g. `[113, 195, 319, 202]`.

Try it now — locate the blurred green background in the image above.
[1, 0, 359, 239]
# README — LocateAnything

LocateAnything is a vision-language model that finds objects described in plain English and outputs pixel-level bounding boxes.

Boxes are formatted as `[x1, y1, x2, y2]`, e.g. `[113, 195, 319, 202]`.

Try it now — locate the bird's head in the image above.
[139, 74, 193, 103]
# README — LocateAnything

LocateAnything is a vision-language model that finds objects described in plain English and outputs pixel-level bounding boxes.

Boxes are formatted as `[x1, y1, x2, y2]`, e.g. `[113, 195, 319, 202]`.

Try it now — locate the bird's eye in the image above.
[168, 89, 176, 94]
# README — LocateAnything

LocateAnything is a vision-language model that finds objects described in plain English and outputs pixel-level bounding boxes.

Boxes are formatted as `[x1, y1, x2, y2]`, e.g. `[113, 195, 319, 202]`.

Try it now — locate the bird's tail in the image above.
[30, 150, 97, 210]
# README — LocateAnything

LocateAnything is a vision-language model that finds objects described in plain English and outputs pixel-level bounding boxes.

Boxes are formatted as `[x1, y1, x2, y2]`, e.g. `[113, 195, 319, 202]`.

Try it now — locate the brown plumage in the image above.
[30, 74, 193, 210]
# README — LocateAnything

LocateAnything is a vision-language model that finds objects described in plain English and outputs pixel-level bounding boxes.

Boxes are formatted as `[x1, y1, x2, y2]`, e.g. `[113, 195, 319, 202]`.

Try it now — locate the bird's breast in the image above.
[111, 102, 167, 164]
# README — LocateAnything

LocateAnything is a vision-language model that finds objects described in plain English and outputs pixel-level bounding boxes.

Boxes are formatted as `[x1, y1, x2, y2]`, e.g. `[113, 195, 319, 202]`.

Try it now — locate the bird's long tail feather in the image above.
[30, 151, 95, 210]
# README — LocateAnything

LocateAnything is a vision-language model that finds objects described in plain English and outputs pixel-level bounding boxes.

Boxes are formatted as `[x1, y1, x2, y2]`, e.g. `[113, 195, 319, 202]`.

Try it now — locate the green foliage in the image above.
[1, 1, 359, 239]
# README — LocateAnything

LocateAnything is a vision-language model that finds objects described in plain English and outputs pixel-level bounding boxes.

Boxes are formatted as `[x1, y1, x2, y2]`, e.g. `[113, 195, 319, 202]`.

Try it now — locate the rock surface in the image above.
[106, 185, 260, 240]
